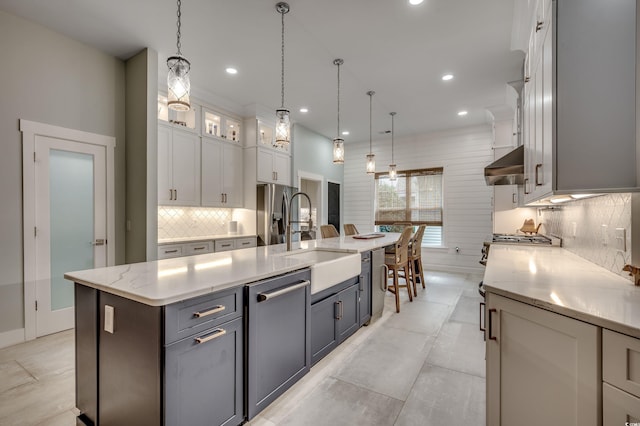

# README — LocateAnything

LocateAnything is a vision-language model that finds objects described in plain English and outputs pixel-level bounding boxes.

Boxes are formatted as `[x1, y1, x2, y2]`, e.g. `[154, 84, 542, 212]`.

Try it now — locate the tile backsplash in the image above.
[539, 193, 632, 280]
[158, 206, 232, 240]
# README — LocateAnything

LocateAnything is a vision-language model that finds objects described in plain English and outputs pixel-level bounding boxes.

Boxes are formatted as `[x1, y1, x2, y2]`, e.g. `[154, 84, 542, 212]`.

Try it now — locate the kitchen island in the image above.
[65, 233, 399, 426]
[483, 244, 640, 425]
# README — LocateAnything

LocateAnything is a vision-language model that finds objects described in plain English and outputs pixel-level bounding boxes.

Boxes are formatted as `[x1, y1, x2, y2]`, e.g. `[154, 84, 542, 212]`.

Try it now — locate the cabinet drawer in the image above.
[158, 244, 184, 259]
[164, 287, 243, 344]
[235, 237, 256, 249]
[603, 329, 640, 398]
[215, 239, 236, 252]
[603, 382, 640, 425]
[185, 241, 213, 255]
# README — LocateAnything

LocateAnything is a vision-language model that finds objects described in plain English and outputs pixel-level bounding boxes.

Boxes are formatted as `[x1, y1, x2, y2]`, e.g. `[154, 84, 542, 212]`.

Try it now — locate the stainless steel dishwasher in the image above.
[246, 268, 311, 420]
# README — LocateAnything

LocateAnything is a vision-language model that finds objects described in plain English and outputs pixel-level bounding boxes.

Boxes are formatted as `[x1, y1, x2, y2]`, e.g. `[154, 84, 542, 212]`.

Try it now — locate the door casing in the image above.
[21, 119, 115, 341]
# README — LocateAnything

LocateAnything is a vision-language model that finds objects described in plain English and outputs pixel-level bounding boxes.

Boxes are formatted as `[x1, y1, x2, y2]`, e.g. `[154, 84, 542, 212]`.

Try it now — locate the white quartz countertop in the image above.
[483, 244, 640, 338]
[65, 233, 400, 307]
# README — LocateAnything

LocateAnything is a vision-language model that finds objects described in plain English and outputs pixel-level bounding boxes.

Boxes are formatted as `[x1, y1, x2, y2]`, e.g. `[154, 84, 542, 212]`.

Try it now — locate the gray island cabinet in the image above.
[68, 234, 400, 426]
[75, 284, 245, 426]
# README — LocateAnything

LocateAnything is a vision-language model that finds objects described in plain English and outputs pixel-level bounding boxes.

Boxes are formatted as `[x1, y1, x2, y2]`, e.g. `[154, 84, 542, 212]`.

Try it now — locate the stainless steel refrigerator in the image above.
[257, 184, 299, 246]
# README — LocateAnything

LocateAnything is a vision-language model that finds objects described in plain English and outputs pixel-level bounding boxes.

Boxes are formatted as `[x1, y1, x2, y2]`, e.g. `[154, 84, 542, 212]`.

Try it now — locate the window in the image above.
[374, 167, 443, 246]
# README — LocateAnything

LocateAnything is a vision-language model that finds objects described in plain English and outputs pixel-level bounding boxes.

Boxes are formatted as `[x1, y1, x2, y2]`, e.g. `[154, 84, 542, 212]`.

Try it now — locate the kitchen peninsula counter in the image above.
[483, 244, 640, 337]
[65, 233, 400, 307]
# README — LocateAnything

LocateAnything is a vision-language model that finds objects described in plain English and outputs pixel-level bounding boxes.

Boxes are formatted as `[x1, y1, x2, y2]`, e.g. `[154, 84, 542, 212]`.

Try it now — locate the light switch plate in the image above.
[601, 224, 608, 245]
[104, 305, 114, 334]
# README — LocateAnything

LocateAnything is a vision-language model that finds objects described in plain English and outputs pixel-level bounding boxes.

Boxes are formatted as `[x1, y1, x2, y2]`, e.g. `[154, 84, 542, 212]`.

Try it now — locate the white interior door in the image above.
[22, 119, 115, 340]
[34, 137, 107, 336]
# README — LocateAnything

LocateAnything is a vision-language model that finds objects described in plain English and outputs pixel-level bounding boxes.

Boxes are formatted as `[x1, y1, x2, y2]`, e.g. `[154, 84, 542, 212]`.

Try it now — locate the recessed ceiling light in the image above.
[409, 0, 424, 5]
[299, 107, 309, 113]
[458, 110, 468, 116]
[442, 74, 454, 81]
[342, 131, 350, 135]
[225, 67, 238, 75]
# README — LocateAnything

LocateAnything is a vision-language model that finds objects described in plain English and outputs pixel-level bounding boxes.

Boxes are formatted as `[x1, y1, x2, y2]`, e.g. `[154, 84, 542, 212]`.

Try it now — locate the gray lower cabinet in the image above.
[74, 284, 244, 426]
[310, 276, 360, 366]
[164, 316, 243, 426]
[359, 251, 372, 326]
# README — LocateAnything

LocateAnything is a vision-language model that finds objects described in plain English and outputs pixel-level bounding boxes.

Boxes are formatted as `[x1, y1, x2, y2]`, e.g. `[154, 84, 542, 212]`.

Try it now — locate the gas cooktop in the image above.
[492, 233, 560, 245]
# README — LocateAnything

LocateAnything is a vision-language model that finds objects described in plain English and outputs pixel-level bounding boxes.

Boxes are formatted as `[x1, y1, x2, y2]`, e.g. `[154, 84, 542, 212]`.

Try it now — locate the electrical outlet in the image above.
[615, 228, 627, 252]
[600, 224, 608, 246]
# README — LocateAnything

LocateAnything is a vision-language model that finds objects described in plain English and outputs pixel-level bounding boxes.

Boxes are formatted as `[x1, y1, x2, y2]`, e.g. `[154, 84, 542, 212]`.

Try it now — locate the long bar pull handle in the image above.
[334, 301, 343, 320]
[359, 276, 364, 292]
[257, 280, 310, 302]
[487, 308, 497, 341]
[170, 189, 173, 200]
[340, 300, 343, 319]
[195, 328, 226, 344]
[535, 163, 543, 186]
[381, 264, 389, 291]
[524, 178, 530, 194]
[479, 302, 486, 332]
[193, 305, 225, 318]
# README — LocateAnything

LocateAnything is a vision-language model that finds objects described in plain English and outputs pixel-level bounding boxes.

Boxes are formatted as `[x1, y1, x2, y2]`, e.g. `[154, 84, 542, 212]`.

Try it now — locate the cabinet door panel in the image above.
[201, 139, 224, 207]
[337, 284, 360, 343]
[171, 130, 200, 206]
[310, 294, 338, 365]
[164, 317, 243, 426]
[603, 382, 640, 425]
[486, 293, 599, 426]
[257, 149, 274, 183]
[273, 153, 290, 186]
[158, 125, 173, 204]
[223, 144, 243, 207]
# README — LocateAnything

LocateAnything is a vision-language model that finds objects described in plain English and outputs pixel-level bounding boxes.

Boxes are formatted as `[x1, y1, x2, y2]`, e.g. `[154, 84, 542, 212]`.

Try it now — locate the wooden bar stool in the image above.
[320, 224, 339, 238]
[384, 227, 413, 313]
[408, 225, 426, 295]
[343, 224, 359, 236]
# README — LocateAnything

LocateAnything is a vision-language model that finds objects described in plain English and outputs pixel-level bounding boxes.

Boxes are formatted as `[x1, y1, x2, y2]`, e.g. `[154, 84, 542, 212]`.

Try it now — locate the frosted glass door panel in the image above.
[49, 149, 94, 311]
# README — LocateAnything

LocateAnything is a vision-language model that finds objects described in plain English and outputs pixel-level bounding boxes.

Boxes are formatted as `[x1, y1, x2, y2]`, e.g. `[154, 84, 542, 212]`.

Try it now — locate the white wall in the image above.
[343, 125, 494, 272]
[0, 11, 126, 346]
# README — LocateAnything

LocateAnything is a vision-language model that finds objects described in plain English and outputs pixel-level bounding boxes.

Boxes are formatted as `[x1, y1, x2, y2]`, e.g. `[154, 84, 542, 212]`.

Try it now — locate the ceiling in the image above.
[0, 0, 524, 142]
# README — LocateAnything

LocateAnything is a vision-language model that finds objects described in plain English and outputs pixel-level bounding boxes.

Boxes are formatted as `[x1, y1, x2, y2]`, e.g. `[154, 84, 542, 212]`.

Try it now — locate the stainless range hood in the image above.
[484, 145, 524, 185]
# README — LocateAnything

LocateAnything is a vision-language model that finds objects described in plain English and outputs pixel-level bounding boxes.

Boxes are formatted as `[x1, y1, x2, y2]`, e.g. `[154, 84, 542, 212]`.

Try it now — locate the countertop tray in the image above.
[353, 233, 385, 239]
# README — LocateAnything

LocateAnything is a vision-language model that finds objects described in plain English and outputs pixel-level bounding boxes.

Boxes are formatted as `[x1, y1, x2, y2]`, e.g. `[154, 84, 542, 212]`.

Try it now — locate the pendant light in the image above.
[167, 0, 191, 111]
[389, 112, 397, 181]
[332, 59, 345, 164]
[366, 91, 376, 174]
[274, 2, 291, 147]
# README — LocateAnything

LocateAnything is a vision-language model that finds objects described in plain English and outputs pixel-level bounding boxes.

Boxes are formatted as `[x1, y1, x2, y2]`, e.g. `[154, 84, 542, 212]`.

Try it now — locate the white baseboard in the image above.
[0, 328, 25, 349]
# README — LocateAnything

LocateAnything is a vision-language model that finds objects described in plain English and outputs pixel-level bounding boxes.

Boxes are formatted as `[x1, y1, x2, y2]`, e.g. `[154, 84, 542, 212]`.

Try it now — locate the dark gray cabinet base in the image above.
[74, 284, 243, 426]
[310, 276, 360, 366]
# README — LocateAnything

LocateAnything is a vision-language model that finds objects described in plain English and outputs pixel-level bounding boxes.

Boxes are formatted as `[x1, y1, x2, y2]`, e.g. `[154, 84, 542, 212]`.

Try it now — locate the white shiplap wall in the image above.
[343, 124, 494, 272]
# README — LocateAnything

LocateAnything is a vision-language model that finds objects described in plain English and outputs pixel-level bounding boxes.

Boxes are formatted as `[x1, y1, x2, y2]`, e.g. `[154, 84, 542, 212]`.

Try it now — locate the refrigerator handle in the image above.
[283, 190, 290, 230]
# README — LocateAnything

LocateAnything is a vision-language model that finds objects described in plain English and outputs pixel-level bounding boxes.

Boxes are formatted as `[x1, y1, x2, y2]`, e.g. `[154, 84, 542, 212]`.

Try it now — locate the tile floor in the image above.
[0, 270, 486, 426]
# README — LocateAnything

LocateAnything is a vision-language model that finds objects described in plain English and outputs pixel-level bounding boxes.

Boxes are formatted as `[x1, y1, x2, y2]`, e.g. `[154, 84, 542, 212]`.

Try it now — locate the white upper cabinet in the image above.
[257, 148, 291, 186]
[201, 139, 243, 208]
[158, 94, 199, 132]
[158, 124, 201, 206]
[522, 0, 640, 204]
[202, 107, 242, 143]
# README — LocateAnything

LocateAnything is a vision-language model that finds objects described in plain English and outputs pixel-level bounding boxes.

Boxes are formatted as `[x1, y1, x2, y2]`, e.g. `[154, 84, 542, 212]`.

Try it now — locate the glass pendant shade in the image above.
[167, 56, 191, 111]
[389, 164, 397, 180]
[333, 138, 345, 164]
[275, 109, 290, 146]
[366, 154, 376, 174]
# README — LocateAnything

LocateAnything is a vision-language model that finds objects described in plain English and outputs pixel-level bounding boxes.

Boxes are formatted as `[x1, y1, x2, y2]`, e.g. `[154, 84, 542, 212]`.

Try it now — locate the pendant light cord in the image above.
[337, 61, 341, 137]
[391, 112, 395, 163]
[280, 9, 285, 109]
[176, 0, 182, 55]
[368, 91, 374, 153]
